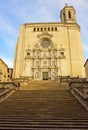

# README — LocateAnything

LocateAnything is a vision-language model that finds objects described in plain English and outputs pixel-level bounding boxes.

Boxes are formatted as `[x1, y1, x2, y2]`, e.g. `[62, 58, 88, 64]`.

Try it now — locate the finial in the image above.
[65, 3, 68, 6]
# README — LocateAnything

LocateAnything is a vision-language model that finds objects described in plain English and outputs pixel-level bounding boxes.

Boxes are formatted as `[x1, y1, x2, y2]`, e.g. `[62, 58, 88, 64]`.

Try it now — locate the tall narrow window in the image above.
[55, 27, 57, 31]
[41, 28, 43, 31]
[37, 28, 39, 31]
[34, 28, 36, 31]
[51, 27, 53, 31]
[63, 13, 65, 22]
[68, 11, 71, 18]
[48, 27, 50, 31]
[44, 27, 46, 31]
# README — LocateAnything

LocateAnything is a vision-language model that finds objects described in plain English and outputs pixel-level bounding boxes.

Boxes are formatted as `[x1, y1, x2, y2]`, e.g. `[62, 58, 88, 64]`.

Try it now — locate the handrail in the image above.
[0, 88, 14, 97]
[0, 82, 18, 103]
[72, 87, 88, 99]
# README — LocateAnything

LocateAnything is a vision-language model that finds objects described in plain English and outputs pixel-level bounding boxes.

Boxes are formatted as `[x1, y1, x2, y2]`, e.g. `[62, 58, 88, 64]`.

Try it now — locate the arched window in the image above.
[60, 51, 64, 56]
[63, 13, 65, 22]
[44, 61, 47, 67]
[36, 61, 39, 67]
[68, 11, 71, 18]
[27, 52, 30, 56]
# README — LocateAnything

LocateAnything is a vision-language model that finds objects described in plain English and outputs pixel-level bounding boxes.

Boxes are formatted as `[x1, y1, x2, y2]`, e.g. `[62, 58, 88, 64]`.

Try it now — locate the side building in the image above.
[13, 5, 85, 80]
[0, 58, 13, 82]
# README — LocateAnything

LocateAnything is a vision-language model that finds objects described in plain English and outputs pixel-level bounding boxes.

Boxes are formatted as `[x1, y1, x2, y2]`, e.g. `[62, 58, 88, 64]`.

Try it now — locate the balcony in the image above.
[32, 65, 59, 69]
[25, 55, 65, 60]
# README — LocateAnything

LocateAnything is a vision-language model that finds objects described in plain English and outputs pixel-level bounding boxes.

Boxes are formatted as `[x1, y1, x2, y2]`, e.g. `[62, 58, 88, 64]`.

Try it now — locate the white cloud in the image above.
[3, 37, 16, 48]
[0, 11, 18, 49]
[0, 11, 18, 35]
[0, 55, 13, 68]
[4, 58, 13, 68]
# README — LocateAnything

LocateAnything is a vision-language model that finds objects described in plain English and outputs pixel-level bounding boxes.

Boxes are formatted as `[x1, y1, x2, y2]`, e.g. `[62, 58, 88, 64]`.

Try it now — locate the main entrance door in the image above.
[42, 72, 48, 80]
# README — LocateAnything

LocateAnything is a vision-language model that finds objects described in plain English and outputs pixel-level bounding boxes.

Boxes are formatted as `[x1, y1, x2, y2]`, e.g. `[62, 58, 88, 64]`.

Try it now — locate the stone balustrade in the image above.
[69, 81, 88, 111]
[0, 82, 18, 103]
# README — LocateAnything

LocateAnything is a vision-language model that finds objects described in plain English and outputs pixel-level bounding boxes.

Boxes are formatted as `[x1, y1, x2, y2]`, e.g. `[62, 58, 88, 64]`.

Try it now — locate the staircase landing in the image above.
[20, 80, 69, 90]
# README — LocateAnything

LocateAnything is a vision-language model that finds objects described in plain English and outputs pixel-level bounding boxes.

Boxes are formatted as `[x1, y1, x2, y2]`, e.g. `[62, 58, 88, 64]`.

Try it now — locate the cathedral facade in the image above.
[13, 5, 85, 80]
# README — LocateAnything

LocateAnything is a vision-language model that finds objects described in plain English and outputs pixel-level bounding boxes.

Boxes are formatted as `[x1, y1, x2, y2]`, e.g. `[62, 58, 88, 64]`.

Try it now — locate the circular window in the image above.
[41, 38, 51, 48]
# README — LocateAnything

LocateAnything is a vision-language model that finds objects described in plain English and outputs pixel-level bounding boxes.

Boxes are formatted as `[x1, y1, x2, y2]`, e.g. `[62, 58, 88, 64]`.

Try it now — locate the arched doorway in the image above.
[42, 72, 48, 80]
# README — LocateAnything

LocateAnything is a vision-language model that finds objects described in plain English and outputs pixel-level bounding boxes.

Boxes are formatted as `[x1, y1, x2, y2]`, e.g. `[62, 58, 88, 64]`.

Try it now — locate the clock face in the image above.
[41, 39, 51, 48]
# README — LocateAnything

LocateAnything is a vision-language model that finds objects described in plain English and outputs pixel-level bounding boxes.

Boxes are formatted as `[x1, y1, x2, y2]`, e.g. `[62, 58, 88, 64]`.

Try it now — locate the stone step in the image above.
[0, 117, 88, 121]
[0, 87, 88, 129]
[20, 80, 69, 90]
[0, 122, 88, 129]
[0, 119, 88, 123]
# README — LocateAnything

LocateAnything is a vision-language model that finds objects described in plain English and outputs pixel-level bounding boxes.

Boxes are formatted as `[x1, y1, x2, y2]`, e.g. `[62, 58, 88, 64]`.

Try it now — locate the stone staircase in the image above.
[0, 81, 88, 129]
[21, 80, 69, 90]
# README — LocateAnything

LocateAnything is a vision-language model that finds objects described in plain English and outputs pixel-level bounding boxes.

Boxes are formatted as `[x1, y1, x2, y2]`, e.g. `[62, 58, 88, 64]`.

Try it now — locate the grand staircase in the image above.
[0, 81, 88, 129]
[21, 80, 69, 90]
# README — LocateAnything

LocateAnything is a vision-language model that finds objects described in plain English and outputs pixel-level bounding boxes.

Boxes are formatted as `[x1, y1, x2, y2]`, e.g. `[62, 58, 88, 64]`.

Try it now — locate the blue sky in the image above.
[0, 0, 88, 67]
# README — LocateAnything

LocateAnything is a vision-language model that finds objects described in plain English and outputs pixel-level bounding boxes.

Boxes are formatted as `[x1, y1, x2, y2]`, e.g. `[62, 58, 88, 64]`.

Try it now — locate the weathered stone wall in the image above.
[13, 5, 85, 80]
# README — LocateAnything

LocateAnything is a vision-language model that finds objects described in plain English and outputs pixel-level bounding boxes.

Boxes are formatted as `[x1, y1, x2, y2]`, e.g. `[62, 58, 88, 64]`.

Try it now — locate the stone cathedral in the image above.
[13, 5, 85, 80]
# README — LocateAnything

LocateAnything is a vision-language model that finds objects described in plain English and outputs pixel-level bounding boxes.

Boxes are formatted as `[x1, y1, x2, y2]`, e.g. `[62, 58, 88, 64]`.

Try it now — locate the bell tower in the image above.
[60, 5, 77, 23]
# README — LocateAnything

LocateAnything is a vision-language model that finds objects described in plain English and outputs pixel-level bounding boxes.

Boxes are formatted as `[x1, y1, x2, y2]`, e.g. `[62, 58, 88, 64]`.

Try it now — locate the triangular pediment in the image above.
[37, 31, 53, 39]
